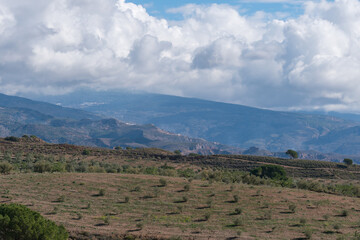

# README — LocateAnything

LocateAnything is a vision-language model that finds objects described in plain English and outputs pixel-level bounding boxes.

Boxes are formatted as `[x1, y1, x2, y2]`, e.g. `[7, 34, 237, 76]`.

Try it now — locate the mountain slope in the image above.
[0, 93, 99, 120]
[31, 90, 360, 154]
[0, 93, 240, 154]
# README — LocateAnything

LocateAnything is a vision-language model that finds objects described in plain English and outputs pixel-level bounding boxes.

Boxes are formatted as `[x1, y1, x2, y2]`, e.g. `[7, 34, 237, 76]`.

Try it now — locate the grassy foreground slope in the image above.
[2, 137, 360, 239]
[2, 173, 360, 240]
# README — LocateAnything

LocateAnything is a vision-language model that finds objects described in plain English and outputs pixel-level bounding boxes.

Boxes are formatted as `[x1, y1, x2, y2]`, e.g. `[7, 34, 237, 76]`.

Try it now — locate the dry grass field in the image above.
[2, 138, 360, 239]
[1, 172, 360, 239]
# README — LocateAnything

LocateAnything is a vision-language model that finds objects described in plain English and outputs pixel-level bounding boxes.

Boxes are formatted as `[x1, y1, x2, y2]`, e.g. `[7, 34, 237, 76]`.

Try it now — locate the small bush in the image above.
[176, 206, 183, 213]
[82, 149, 90, 156]
[51, 206, 59, 215]
[263, 210, 272, 220]
[300, 218, 307, 226]
[33, 161, 52, 173]
[343, 158, 353, 166]
[124, 196, 130, 203]
[98, 189, 106, 196]
[233, 195, 239, 203]
[233, 218, 244, 226]
[0, 203, 68, 240]
[184, 184, 190, 192]
[303, 228, 312, 239]
[206, 199, 212, 208]
[4, 136, 20, 142]
[0, 162, 13, 174]
[57, 195, 65, 202]
[234, 208, 242, 215]
[289, 203, 296, 213]
[159, 178, 167, 187]
[76, 212, 82, 220]
[136, 222, 143, 230]
[341, 209, 348, 217]
[103, 216, 110, 225]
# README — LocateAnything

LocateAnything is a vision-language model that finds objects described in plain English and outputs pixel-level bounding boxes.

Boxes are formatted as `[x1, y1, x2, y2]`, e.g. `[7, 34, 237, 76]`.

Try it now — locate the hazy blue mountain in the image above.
[294, 110, 360, 123]
[29, 89, 360, 154]
[0, 93, 240, 154]
[0, 93, 99, 121]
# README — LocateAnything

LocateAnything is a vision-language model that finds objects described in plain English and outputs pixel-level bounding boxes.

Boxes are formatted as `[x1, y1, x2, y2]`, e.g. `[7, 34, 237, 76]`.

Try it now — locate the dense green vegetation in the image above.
[251, 165, 288, 181]
[0, 204, 68, 240]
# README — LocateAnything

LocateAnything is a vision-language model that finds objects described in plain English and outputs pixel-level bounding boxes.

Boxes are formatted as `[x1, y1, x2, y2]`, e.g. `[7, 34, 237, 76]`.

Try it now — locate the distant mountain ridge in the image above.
[0, 93, 99, 121]
[0, 93, 240, 154]
[29, 90, 360, 155]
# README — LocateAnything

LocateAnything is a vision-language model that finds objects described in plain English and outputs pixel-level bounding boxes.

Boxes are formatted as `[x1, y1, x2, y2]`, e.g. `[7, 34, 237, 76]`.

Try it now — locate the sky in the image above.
[130, 0, 306, 19]
[0, 0, 359, 113]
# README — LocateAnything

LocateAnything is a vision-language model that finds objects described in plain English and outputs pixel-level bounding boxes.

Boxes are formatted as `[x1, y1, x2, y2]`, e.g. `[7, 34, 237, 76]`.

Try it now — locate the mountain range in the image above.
[30, 90, 360, 155]
[0, 93, 240, 154]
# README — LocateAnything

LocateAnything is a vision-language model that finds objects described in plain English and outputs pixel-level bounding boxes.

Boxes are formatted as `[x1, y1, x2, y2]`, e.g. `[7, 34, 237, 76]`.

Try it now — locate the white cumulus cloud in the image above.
[0, 0, 360, 112]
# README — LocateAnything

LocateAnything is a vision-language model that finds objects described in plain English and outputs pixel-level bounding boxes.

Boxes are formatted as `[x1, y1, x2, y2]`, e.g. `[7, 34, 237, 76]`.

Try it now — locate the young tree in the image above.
[343, 158, 353, 166]
[286, 149, 298, 159]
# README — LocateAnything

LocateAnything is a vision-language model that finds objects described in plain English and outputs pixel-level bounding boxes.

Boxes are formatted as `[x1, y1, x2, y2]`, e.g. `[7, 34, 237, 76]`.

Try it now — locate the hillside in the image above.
[1, 136, 360, 180]
[0, 93, 240, 154]
[2, 139, 360, 239]
[31, 90, 360, 154]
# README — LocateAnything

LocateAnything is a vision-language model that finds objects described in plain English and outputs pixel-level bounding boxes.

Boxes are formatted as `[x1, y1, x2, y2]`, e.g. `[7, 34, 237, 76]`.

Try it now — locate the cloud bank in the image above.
[0, 0, 360, 112]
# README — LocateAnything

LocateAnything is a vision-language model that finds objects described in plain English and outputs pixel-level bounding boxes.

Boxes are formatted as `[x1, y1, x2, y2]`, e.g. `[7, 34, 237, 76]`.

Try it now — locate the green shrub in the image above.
[341, 209, 348, 217]
[251, 165, 288, 181]
[303, 228, 312, 239]
[343, 158, 353, 166]
[159, 178, 167, 187]
[263, 210, 272, 220]
[57, 195, 65, 203]
[33, 161, 52, 173]
[88, 166, 105, 173]
[204, 213, 211, 221]
[103, 216, 110, 225]
[136, 222, 143, 229]
[289, 203, 296, 213]
[233, 217, 244, 226]
[0, 162, 13, 174]
[234, 208, 242, 215]
[98, 189, 105, 196]
[82, 149, 90, 156]
[300, 218, 307, 226]
[4, 136, 20, 142]
[0, 203, 68, 240]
